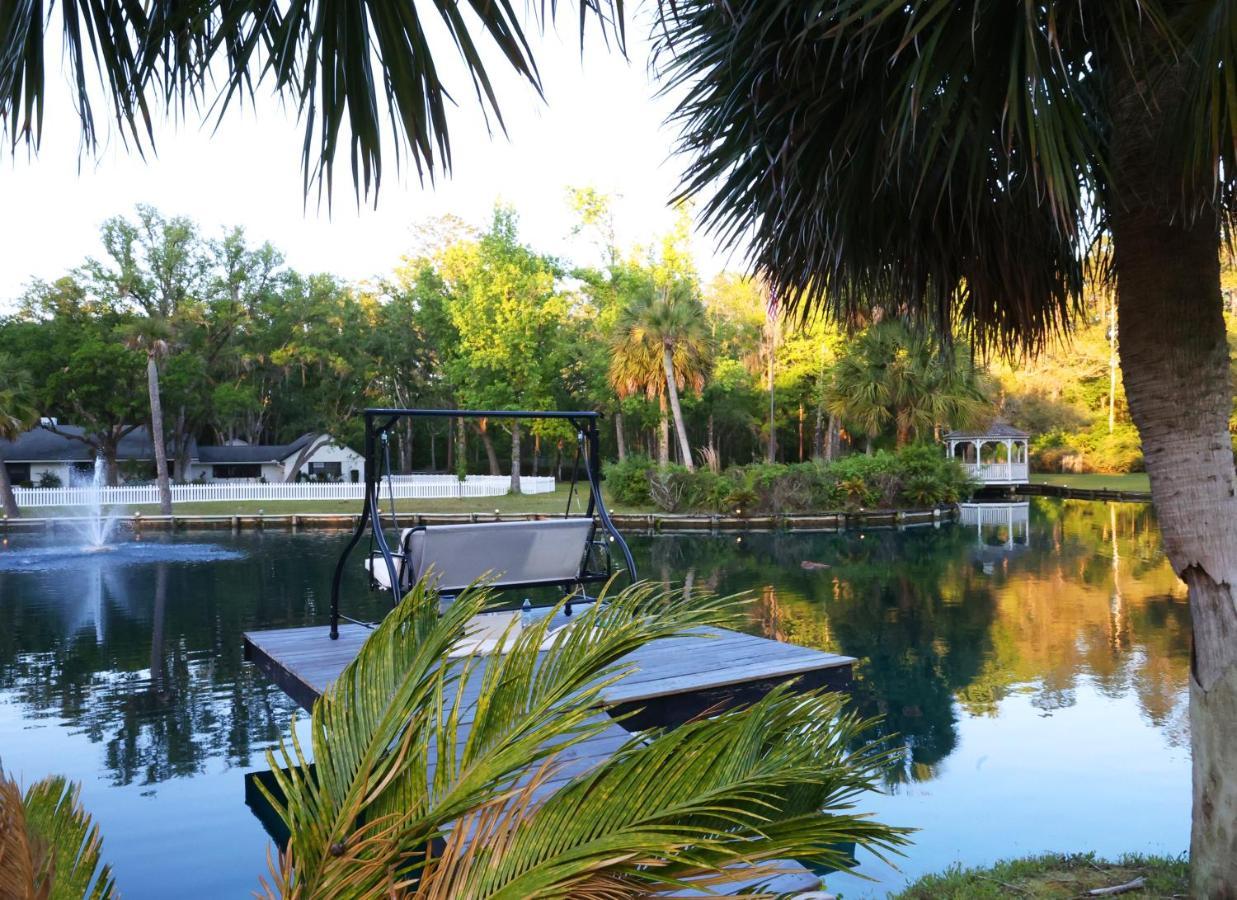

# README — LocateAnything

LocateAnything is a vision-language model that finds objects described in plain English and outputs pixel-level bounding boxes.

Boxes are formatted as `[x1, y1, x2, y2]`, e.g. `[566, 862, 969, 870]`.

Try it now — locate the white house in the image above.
[0, 425, 364, 486]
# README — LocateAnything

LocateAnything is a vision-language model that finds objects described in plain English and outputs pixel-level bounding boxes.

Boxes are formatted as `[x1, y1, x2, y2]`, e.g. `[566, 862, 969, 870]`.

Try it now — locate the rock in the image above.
[800, 560, 831, 570]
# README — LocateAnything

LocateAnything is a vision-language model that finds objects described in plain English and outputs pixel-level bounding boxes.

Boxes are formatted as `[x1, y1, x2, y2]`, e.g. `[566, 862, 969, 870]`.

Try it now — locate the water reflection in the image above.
[0, 500, 1190, 898]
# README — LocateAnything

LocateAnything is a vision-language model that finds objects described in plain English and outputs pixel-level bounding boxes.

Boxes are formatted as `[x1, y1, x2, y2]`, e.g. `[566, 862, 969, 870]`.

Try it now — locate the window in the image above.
[5, 463, 31, 486]
[308, 461, 342, 481]
[213, 464, 262, 479]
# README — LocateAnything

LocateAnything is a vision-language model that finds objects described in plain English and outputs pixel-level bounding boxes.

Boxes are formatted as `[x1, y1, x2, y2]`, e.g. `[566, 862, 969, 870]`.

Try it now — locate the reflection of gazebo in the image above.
[958, 501, 1031, 574]
[944, 423, 1030, 486]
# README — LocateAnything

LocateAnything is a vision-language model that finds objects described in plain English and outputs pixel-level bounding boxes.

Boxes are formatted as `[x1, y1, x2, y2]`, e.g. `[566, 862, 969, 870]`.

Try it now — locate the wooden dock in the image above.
[243, 618, 854, 894]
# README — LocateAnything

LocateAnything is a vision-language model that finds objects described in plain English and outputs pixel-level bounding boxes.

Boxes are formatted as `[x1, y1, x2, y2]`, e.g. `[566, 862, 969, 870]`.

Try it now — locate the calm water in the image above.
[0, 499, 1190, 896]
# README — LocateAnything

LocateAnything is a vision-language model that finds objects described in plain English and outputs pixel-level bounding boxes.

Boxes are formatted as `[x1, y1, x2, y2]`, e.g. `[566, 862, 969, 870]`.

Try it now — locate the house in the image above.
[0, 425, 364, 486]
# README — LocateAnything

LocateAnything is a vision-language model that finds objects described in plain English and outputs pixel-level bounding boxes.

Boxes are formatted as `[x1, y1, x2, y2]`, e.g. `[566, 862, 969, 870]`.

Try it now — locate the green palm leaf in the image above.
[258, 579, 907, 897]
[0, 768, 116, 900]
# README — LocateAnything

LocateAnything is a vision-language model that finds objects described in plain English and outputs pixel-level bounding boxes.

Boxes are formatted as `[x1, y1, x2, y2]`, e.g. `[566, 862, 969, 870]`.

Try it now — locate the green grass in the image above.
[15, 486, 655, 519]
[1031, 472, 1151, 493]
[890, 852, 1188, 899]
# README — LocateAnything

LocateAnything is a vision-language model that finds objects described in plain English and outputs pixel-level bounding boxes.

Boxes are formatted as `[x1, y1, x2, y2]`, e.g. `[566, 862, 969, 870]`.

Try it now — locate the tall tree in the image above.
[122, 321, 174, 514]
[441, 209, 567, 493]
[656, 2, 1237, 889]
[0, 353, 38, 517]
[610, 281, 710, 469]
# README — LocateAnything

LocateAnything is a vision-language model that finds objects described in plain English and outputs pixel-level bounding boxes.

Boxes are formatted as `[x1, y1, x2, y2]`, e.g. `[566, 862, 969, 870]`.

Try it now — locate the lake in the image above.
[0, 498, 1190, 896]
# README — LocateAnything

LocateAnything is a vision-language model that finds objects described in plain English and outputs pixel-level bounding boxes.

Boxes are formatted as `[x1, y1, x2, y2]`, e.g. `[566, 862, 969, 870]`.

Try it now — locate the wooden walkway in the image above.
[243, 618, 854, 895]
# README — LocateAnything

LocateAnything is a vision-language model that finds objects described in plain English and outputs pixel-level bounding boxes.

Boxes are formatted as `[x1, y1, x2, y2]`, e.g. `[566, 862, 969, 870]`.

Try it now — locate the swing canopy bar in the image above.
[328, 408, 638, 639]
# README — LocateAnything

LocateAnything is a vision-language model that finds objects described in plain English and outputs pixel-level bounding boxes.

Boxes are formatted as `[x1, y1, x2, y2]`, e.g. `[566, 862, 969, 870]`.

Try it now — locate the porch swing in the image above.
[328, 408, 637, 640]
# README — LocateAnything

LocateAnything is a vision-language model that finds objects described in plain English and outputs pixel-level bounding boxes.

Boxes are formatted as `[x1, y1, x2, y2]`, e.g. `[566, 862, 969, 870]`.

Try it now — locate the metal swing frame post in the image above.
[328, 408, 637, 641]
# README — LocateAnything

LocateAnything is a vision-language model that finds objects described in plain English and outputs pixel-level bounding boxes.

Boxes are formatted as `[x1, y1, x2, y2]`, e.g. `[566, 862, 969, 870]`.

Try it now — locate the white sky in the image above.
[0, 11, 742, 310]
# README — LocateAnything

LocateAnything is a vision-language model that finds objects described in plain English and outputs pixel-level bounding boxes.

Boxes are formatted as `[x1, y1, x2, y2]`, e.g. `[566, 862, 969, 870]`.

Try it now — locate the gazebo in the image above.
[944, 423, 1030, 486]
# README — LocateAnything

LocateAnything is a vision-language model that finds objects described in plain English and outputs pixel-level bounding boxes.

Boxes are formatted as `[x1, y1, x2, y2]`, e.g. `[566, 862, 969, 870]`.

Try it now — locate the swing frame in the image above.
[328, 408, 638, 640]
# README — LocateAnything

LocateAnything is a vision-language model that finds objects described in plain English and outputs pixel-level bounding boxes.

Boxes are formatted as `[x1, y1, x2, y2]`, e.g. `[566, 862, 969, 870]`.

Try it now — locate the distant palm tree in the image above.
[610, 283, 710, 469]
[0, 353, 38, 518]
[123, 320, 174, 516]
[827, 323, 987, 452]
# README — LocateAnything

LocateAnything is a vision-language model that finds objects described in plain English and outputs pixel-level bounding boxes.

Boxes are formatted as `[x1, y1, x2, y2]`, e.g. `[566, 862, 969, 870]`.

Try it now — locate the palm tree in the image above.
[610, 283, 710, 469]
[653, 2, 1237, 889]
[0, 353, 38, 518]
[256, 580, 907, 896]
[123, 320, 174, 516]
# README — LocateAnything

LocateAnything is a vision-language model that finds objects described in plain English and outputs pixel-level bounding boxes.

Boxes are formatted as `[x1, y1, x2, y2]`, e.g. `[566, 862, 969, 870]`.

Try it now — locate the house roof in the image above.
[944, 422, 1030, 441]
[1, 427, 323, 465]
[0, 425, 200, 462]
[197, 433, 318, 465]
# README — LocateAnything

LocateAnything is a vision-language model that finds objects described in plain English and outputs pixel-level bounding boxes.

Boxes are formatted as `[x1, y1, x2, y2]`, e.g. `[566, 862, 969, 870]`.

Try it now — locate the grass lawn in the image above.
[1031, 472, 1151, 493]
[16, 486, 655, 519]
[891, 852, 1188, 898]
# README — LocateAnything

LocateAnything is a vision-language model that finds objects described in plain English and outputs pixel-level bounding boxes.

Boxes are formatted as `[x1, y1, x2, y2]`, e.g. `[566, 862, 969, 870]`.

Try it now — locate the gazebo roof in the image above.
[944, 422, 1029, 441]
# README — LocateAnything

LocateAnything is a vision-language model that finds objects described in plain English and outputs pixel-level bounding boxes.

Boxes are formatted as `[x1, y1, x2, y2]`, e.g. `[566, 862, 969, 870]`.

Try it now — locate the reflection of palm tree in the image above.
[610, 283, 710, 468]
[150, 564, 170, 702]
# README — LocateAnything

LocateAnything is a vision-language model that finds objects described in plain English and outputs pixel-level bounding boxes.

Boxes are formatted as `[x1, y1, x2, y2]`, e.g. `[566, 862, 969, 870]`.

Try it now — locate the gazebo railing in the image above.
[961, 461, 1029, 483]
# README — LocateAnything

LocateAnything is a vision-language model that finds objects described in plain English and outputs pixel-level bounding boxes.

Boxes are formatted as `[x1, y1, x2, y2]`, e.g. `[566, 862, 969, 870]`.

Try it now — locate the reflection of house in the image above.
[1, 425, 363, 485]
[944, 423, 1030, 486]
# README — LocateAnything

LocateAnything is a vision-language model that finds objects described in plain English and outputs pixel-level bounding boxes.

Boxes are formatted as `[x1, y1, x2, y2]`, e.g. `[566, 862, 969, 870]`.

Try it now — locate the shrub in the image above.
[604, 455, 655, 506]
[618, 446, 971, 514]
[36, 471, 63, 488]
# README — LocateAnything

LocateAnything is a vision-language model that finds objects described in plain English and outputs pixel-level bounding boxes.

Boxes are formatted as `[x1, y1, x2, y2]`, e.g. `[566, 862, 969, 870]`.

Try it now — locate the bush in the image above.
[629, 446, 974, 514]
[604, 455, 655, 506]
[36, 471, 63, 488]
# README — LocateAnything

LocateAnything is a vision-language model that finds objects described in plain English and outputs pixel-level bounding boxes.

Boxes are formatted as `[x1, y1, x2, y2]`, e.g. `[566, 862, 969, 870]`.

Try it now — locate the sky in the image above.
[0, 11, 741, 310]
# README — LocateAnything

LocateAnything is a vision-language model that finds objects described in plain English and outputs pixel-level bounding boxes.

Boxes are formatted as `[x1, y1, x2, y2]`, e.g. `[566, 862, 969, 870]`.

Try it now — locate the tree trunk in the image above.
[147, 354, 173, 515]
[531, 432, 540, 477]
[0, 454, 18, 518]
[174, 406, 189, 483]
[476, 420, 501, 476]
[662, 343, 694, 470]
[401, 418, 413, 473]
[813, 403, 825, 460]
[456, 418, 467, 477]
[446, 417, 455, 473]
[657, 397, 670, 467]
[509, 420, 522, 494]
[1110, 50, 1237, 896]
[614, 411, 627, 461]
[283, 435, 331, 483]
[766, 342, 777, 464]
[826, 414, 841, 462]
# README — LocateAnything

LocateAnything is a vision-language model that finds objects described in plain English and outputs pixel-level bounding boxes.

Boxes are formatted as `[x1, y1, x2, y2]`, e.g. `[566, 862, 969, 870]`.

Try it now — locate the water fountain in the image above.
[0, 457, 243, 574]
[75, 457, 123, 550]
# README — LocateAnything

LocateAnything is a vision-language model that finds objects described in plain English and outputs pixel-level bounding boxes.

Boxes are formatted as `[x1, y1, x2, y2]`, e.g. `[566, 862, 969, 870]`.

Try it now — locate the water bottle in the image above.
[521, 598, 532, 628]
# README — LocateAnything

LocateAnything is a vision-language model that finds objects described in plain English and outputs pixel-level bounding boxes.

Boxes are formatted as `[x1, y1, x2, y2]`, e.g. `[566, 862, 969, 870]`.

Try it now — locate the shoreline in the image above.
[1, 506, 957, 534]
[1015, 482, 1152, 503]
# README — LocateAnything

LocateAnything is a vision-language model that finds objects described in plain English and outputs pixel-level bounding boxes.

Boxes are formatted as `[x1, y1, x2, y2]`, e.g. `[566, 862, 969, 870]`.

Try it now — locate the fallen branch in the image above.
[1087, 876, 1146, 896]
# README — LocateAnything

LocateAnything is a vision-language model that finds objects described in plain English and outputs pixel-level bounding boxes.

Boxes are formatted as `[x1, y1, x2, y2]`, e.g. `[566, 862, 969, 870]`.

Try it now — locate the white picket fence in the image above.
[13, 475, 557, 509]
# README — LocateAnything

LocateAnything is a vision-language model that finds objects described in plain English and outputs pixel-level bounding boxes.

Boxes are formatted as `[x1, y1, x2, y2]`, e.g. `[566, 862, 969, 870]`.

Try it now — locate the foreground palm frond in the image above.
[257, 579, 908, 898]
[0, 767, 116, 899]
[0, 1, 624, 200]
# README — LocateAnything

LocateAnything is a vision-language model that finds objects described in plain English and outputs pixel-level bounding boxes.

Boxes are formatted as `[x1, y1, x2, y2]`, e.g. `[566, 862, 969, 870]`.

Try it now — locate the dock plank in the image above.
[244, 623, 853, 716]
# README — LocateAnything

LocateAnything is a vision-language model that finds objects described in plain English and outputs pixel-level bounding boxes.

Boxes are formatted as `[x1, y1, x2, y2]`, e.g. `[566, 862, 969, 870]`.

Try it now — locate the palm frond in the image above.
[654, 0, 1135, 354]
[258, 579, 749, 896]
[0, 768, 116, 899]
[260, 578, 907, 897]
[1, 1, 624, 202]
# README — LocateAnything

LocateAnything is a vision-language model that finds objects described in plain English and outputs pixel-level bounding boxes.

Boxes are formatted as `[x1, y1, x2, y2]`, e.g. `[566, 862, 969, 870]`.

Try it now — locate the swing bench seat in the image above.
[365, 518, 602, 596]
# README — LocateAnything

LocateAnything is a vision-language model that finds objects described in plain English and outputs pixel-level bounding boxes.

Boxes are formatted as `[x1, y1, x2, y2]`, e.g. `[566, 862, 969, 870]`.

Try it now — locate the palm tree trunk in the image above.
[826, 414, 841, 462]
[812, 403, 825, 459]
[509, 420, 522, 494]
[657, 398, 670, 467]
[1111, 53, 1237, 895]
[662, 343, 694, 470]
[614, 412, 627, 461]
[0, 454, 18, 518]
[147, 354, 173, 515]
[476, 420, 501, 476]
